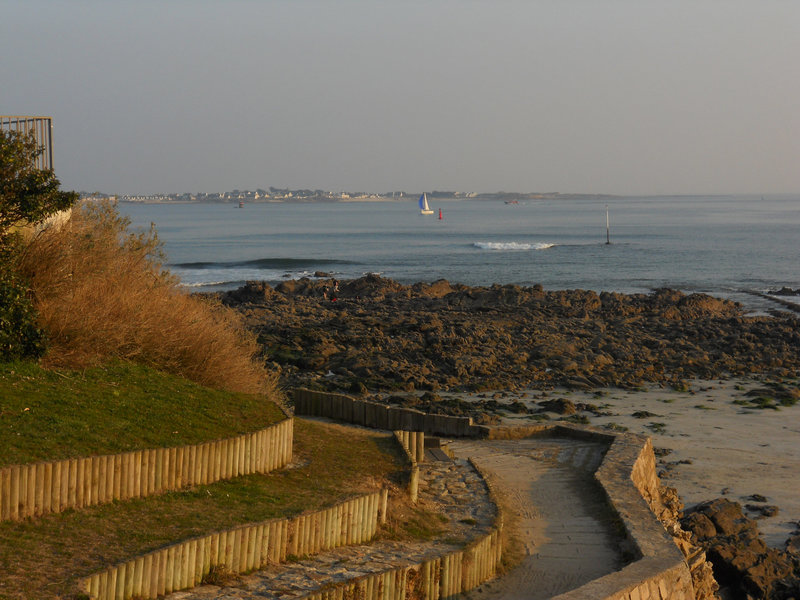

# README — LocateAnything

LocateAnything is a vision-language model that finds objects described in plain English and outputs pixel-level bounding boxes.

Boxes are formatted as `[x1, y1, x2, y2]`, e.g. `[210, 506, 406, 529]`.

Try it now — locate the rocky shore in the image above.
[218, 275, 800, 598]
[220, 275, 800, 394]
[682, 499, 800, 599]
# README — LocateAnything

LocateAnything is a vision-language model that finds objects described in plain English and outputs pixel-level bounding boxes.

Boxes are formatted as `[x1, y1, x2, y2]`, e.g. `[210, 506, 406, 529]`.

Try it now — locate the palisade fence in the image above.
[393, 430, 424, 503]
[82, 488, 390, 600]
[0, 417, 293, 522]
[295, 510, 503, 600]
[293, 389, 480, 437]
[292, 439, 505, 600]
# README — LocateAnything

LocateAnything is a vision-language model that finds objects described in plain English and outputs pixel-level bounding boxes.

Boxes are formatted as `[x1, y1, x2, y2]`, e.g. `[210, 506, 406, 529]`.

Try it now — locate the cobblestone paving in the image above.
[167, 457, 496, 600]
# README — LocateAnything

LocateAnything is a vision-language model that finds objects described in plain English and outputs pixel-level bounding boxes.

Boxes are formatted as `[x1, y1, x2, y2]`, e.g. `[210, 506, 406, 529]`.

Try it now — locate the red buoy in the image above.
[438, 208, 442, 220]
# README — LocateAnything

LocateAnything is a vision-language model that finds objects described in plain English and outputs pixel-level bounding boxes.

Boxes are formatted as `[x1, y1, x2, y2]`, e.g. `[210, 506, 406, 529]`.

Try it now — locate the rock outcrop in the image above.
[218, 276, 800, 394]
[681, 498, 800, 599]
[644, 484, 720, 600]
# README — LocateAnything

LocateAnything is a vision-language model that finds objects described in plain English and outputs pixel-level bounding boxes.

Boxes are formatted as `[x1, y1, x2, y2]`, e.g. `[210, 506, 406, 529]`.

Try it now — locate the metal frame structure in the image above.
[1, 115, 54, 170]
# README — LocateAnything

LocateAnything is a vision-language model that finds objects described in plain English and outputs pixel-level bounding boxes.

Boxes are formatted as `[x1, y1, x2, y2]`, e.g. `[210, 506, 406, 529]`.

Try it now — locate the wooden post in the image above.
[165, 446, 175, 491]
[212, 441, 222, 482]
[9, 467, 21, 520]
[141, 553, 154, 599]
[88, 456, 99, 507]
[196, 536, 208, 585]
[155, 549, 167, 598]
[267, 427, 276, 472]
[128, 451, 138, 499]
[1, 468, 9, 520]
[31, 463, 43, 516]
[123, 554, 135, 599]
[142, 449, 152, 495]
[120, 452, 130, 501]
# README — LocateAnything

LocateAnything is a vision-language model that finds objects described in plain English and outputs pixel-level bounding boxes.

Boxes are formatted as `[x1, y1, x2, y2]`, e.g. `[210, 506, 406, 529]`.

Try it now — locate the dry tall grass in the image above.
[17, 200, 277, 396]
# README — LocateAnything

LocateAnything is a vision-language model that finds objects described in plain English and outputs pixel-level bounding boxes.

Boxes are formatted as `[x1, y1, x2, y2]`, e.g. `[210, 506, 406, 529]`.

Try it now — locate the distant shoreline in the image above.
[113, 192, 795, 205]
[115, 193, 623, 205]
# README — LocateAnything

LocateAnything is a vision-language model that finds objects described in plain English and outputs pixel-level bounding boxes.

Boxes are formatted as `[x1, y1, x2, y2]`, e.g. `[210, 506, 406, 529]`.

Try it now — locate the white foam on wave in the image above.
[473, 241, 555, 251]
[173, 265, 316, 288]
[179, 281, 231, 288]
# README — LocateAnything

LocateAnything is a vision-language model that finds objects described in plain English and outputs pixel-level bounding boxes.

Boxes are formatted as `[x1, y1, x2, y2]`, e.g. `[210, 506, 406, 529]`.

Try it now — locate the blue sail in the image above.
[418, 193, 425, 210]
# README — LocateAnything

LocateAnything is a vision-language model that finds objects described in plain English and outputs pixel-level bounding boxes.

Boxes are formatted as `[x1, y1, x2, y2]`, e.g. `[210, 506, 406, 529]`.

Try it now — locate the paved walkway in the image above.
[169, 436, 624, 600]
[449, 437, 624, 600]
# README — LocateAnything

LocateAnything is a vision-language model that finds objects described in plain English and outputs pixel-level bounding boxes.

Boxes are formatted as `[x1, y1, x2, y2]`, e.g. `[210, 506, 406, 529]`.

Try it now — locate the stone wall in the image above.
[290, 390, 718, 600]
[488, 424, 716, 600]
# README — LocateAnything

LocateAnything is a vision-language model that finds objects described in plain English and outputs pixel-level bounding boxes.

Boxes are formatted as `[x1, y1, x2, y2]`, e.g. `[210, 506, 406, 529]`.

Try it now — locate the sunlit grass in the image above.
[0, 419, 408, 600]
[0, 360, 285, 467]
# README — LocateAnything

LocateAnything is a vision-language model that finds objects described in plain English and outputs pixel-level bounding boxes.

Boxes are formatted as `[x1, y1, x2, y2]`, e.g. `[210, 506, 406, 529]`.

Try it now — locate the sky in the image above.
[2, 0, 799, 196]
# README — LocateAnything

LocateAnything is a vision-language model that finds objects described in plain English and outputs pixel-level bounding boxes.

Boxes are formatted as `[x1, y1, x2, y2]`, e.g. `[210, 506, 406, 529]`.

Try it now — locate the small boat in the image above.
[504, 200, 519, 205]
[419, 193, 434, 215]
[238, 201, 244, 208]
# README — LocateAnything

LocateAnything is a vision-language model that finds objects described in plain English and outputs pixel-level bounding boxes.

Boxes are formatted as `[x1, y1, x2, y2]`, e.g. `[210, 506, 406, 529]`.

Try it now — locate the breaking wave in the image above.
[473, 242, 556, 251]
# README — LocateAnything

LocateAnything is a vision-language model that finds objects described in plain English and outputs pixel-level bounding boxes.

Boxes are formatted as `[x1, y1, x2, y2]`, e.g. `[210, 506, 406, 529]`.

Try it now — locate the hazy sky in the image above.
[3, 1, 799, 196]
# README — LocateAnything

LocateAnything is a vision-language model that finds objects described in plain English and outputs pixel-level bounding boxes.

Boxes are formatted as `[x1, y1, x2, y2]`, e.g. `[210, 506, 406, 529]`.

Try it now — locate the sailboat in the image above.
[419, 192, 434, 215]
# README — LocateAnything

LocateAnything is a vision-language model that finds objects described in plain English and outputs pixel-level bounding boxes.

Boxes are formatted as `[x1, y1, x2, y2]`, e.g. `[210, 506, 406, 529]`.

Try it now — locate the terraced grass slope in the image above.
[0, 362, 409, 600]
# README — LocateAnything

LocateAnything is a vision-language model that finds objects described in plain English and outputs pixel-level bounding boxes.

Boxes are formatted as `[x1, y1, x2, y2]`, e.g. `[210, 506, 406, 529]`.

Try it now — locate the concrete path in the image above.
[449, 437, 624, 600]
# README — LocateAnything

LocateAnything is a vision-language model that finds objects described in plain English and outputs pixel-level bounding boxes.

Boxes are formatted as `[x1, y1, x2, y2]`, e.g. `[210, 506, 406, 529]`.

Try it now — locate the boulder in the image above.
[538, 398, 577, 415]
[682, 498, 800, 599]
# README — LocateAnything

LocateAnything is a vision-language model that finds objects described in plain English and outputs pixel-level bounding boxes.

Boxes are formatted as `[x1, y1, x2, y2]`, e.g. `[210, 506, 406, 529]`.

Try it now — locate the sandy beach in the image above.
[449, 378, 800, 549]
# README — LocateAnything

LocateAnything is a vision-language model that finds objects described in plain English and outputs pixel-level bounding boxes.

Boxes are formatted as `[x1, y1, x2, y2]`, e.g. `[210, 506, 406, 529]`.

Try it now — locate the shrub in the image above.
[0, 264, 46, 360]
[0, 129, 76, 245]
[1, 128, 76, 360]
[17, 200, 277, 396]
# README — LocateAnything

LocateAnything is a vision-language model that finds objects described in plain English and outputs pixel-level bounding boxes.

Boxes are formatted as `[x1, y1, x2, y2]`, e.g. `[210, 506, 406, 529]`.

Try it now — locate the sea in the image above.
[118, 195, 800, 315]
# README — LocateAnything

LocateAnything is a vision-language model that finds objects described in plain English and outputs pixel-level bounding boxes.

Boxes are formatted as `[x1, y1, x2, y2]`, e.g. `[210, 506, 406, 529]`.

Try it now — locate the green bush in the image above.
[0, 266, 45, 360]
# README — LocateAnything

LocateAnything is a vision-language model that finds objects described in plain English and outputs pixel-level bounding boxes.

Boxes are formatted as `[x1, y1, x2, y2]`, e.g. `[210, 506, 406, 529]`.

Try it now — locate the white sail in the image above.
[419, 192, 434, 215]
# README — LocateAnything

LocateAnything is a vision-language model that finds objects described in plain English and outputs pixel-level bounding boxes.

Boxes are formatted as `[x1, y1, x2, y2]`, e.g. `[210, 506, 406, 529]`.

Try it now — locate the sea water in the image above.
[118, 195, 800, 314]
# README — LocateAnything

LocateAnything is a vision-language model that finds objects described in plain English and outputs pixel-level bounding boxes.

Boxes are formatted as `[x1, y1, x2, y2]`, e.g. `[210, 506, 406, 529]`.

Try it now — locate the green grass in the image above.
[0, 419, 409, 600]
[0, 362, 437, 600]
[0, 361, 286, 467]
[561, 414, 590, 425]
[603, 422, 629, 432]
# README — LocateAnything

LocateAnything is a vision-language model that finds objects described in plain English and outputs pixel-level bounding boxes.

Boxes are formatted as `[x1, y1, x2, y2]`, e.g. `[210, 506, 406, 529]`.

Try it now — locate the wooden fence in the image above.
[0, 417, 294, 522]
[393, 431, 424, 503]
[394, 430, 425, 463]
[295, 448, 505, 600]
[293, 389, 478, 437]
[82, 488, 389, 600]
[297, 526, 503, 600]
